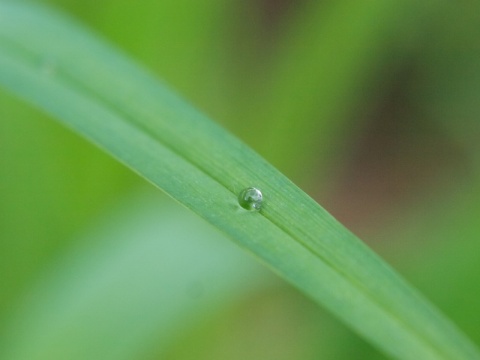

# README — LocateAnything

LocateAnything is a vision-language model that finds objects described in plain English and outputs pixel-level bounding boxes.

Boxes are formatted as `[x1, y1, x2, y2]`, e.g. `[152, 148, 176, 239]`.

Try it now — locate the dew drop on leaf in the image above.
[238, 187, 263, 211]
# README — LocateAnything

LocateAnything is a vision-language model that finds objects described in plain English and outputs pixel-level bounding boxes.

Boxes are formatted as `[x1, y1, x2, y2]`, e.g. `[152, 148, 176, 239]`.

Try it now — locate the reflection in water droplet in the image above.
[238, 187, 263, 211]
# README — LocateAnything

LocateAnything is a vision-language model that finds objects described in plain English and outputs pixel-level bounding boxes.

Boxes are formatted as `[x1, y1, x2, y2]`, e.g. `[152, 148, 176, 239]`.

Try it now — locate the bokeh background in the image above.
[1, 0, 480, 359]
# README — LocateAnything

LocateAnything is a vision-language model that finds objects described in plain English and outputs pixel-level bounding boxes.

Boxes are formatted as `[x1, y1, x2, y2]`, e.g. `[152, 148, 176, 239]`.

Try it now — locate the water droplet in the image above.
[238, 187, 263, 211]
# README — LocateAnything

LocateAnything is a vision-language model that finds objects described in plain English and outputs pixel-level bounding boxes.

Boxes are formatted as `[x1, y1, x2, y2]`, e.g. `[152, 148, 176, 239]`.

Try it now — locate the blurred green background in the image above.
[1, 0, 480, 359]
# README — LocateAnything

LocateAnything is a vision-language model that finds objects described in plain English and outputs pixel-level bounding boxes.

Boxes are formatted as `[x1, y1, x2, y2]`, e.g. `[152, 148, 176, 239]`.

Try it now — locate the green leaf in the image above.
[0, 2, 478, 359]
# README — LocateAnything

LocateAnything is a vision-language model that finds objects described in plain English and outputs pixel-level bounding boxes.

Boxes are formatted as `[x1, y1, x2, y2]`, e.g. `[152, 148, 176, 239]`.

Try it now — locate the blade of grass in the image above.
[0, 2, 478, 359]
